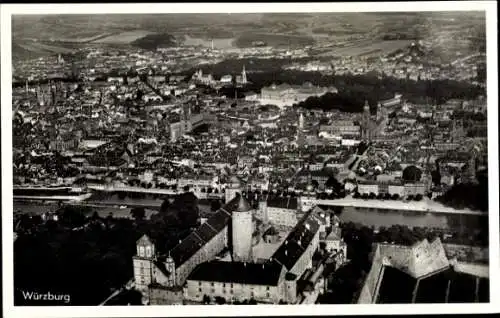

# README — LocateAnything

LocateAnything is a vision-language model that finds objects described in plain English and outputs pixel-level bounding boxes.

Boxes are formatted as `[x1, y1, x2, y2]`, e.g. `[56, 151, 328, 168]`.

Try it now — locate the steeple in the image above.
[363, 100, 370, 112]
[376, 102, 382, 122]
[241, 65, 247, 85]
[362, 100, 371, 141]
[297, 112, 305, 146]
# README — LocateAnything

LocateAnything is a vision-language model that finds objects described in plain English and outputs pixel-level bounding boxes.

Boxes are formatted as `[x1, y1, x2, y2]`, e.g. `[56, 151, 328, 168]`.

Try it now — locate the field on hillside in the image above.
[19, 41, 74, 54]
[92, 30, 156, 44]
[234, 32, 315, 48]
[320, 40, 412, 57]
[183, 35, 235, 49]
[13, 40, 74, 61]
[54, 32, 117, 43]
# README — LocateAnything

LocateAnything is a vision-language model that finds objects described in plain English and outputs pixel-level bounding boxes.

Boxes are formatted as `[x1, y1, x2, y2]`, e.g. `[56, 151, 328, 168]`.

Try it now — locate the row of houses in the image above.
[356, 181, 426, 197]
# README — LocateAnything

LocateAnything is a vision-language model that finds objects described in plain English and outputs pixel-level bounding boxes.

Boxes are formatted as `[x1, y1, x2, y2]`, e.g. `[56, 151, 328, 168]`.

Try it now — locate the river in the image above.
[338, 206, 488, 232]
[13, 193, 215, 219]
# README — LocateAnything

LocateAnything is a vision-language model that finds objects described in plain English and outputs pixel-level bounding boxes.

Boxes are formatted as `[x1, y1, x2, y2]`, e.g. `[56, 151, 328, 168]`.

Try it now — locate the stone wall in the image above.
[443, 244, 489, 263]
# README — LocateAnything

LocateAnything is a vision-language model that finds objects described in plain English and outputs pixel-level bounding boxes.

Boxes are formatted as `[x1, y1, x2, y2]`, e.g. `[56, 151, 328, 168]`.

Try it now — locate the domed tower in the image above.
[231, 194, 254, 262]
[225, 175, 244, 203]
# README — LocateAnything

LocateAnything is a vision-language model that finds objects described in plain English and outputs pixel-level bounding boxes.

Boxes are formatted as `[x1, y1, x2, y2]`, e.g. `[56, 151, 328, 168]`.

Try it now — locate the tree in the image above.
[402, 165, 422, 182]
[414, 194, 423, 201]
[130, 207, 146, 221]
[210, 200, 222, 212]
[333, 206, 344, 216]
[214, 296, 226, 305]
[311, 180, 319, 189]
[159, 199, 170, 214]
[368, 192, 376, 199]
[60, 206, 88, 228]
[391, 193, 400, 200]
[325, 176, 341, 190]
[202, 294, 211, 304]
[431, 169, 442, 186]
[164, 192, 199, 229]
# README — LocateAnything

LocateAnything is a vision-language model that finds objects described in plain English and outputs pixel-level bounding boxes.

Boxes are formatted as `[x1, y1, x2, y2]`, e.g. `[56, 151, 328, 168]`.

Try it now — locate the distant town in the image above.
[11, 12, 489, 307]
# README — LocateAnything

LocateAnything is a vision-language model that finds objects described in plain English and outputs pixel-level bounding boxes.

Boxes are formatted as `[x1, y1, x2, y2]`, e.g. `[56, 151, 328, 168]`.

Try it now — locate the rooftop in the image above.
[233, 194, 253, 212]
[187, 260, 283, 286]
[271, 209, 321, 270]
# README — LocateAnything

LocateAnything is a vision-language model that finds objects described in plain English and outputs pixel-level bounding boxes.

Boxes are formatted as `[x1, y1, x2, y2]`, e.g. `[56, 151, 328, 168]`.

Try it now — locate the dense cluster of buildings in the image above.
[12, 29, 489, 306]
[283, 42, 485, 84]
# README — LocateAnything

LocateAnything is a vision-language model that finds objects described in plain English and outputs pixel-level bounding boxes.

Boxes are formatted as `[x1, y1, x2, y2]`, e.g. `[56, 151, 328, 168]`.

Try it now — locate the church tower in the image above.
[133, 235, 156, 293]
[297, 112, 305, 146]
[241, 65, 247, 85]
[164, 252, 176, 287]
[231, 194, 253, 262]
[181, 104, 191, 121]
[362, 100, 371, 140]
[376, 102, 382, 122]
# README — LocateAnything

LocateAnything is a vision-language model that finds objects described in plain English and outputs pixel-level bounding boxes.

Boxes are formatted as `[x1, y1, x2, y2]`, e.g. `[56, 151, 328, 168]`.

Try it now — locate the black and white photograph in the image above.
[1, 2, 498, 317]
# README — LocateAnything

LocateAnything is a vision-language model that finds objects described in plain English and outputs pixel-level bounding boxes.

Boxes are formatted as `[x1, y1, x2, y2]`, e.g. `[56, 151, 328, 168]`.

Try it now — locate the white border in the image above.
[1, 2, 498, 317]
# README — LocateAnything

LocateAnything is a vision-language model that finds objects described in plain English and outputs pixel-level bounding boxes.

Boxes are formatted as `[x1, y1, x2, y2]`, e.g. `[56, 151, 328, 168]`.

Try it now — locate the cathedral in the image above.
[132, 177, 324, 305]
[361, 100, 384, 141]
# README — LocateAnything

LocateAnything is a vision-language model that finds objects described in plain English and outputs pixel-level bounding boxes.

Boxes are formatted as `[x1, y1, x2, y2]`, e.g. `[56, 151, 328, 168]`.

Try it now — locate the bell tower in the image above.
[241, 65, 247, 85]
[362, 100, 371, 140]
[133, 235, 155, 293]
[376, 102, 382, 122]
[165, 252, 176, 287]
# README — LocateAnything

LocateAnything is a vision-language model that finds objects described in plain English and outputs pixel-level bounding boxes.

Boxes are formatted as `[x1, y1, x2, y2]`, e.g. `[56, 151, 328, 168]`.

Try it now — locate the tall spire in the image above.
[363, 99, 370, 111]
[241, 65, 247, 84]
[362, 100, 371, 141]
